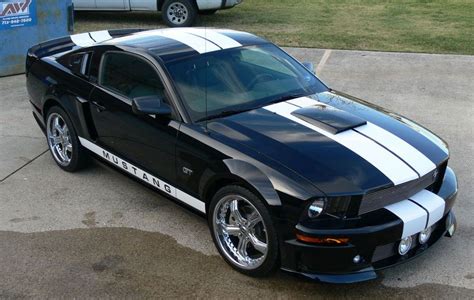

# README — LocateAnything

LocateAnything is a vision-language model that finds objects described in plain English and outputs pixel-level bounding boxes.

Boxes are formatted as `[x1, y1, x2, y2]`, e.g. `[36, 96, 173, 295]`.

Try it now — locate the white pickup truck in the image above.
[74, 0, 243, 27]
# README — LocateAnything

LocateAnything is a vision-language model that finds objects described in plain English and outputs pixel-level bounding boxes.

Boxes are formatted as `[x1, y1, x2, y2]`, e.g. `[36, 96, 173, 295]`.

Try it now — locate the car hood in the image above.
[207, 91, 449, 195]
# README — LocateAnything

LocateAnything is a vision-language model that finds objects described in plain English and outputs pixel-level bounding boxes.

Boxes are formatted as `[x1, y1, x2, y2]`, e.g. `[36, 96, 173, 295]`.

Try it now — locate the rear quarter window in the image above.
[59, 52, 91, 77]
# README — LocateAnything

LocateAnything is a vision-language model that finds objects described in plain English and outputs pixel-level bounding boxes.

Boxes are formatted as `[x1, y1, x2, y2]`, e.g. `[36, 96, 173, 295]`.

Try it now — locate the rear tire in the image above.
[45, 106, 89, 172]
[162, 0, 197, 27]
[208, 185, 279, 277]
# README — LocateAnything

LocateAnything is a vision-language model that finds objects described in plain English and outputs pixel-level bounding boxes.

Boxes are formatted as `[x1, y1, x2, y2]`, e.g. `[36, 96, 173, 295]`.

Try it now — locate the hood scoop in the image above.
[291, 104, 367, 134]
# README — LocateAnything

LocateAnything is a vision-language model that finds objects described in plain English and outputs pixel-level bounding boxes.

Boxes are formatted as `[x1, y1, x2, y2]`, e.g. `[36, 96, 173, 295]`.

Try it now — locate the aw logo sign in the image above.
[0, 0, 31, 17]
[0, 0, 36, 30]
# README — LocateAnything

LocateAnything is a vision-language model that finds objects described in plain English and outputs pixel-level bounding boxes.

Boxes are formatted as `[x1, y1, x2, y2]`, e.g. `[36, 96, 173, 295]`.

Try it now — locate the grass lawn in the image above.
[75, 0, 474, 55]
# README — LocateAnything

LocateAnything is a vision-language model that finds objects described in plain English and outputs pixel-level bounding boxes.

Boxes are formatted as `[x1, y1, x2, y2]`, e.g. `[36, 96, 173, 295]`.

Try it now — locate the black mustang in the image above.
[26, 28, 457, 283]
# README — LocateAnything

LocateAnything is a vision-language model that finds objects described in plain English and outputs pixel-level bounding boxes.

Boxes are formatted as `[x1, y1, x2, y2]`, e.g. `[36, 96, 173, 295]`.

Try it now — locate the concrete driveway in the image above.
[0, 49, 473, 298]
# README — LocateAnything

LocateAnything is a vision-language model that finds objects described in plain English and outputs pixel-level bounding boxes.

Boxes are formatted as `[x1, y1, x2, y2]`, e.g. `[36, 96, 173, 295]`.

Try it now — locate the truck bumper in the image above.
[223, 0, 244, 8]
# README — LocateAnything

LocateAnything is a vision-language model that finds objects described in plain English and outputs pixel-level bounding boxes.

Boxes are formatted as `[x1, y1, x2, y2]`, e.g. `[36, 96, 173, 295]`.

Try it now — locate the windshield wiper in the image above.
[265, 92, 309, 106]
[196, 93, 310, 122]
[196, 108, 250, 122]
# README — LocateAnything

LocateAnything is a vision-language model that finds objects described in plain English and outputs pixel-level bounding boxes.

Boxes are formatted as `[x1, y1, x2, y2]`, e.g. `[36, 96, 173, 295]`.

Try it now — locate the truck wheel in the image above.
[199, 9, 217, 15]
[208, 185, 279, 277]
[45, 106, 89, 172]
[162, 0, 197, 27]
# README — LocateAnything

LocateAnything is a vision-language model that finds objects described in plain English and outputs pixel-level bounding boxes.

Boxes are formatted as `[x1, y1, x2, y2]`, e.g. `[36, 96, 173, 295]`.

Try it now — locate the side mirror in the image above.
[302, 62, 315, 74]
[132, 95, 172, 116]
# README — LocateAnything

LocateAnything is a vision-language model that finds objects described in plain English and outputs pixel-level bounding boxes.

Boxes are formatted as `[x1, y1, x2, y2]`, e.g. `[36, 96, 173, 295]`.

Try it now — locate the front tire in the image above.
[45, 106, 89, 172]
[162, 0, 197, 27]
[208, 185, 279, 277]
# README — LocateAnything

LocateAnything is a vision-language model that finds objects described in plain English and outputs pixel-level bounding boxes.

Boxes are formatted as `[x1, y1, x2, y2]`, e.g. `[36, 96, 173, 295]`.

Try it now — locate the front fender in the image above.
[223, 159, 281, 206]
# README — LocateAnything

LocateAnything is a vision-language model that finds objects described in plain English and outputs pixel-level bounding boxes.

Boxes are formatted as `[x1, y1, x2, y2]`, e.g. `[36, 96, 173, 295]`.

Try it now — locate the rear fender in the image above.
[42, 89, 90, 140]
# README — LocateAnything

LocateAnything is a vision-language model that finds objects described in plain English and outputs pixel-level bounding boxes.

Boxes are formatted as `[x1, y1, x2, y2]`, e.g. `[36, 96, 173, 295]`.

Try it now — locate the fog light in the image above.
[398, 236, 412, 255]
[418, 227, 432, 244]
[353, 255, 361, 264]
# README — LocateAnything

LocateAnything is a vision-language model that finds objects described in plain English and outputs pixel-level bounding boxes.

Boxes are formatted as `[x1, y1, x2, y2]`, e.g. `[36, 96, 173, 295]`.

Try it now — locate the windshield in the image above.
[165, 44, 328, 122]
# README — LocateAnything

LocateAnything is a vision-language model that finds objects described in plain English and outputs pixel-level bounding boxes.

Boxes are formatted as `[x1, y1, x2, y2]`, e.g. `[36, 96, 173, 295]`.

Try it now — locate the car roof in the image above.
[101, 28, 269, 62]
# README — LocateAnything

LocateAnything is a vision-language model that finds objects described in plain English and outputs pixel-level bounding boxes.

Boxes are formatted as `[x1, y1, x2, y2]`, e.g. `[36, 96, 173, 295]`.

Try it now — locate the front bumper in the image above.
[280, 167, 458, 283]
[223, 0, 243, 9]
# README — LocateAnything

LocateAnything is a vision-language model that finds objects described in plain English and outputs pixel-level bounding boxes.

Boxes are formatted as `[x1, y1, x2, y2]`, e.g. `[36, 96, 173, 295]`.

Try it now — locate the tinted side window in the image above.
[99, 52, 164, 99]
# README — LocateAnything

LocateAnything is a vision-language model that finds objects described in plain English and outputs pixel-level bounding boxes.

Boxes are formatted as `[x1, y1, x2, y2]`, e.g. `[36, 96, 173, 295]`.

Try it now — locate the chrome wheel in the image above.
[213, 195, 268, 270]
[166, 2, 189, 25]
[46, 113, 72, 166]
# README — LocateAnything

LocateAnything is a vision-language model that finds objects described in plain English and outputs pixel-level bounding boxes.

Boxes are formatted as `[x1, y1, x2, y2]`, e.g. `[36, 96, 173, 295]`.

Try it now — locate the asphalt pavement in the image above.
[0, 48, 473, 298]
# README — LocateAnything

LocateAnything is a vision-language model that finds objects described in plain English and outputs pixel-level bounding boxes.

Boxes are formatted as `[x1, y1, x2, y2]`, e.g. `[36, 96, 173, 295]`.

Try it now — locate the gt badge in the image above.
[182, 167, 193, 176]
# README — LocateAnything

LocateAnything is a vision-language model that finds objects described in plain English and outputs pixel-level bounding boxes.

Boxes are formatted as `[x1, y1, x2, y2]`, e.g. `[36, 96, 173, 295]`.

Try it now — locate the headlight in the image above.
[307, 198, 326, 218]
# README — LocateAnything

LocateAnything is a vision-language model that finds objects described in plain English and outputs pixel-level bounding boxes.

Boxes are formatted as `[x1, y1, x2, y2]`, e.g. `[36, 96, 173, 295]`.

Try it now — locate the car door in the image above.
[95, 0, 127, 10]
[88, 50, 178, 184]
[73, 0, 96, 9]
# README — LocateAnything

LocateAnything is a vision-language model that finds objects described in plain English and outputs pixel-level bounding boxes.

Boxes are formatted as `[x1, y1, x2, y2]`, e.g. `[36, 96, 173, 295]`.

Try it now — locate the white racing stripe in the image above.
[264, 101, 419, 185]
[386, 189, 446, 238]
[78, 137, 205, 213]
[71, 28, 242, 52]
[151, 29, 220, 54]
[175, 28, 242, 49]
[70, 33, 96, 47]
[286, 96, 436, 178]
[89, 30, 113, 43]
[386, 199, 428, 238]
[355, 122, 436, 176]
[409, 189, 445, 227]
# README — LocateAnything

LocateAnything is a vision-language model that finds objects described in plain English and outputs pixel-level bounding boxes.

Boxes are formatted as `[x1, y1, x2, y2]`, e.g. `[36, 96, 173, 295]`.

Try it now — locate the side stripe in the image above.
[89, 30, 113, 43]
[70, 33, 95, 47]
[78, 137, 205, 213]
[151, 30, 220, 54]
[386, 200, 428, 238]
[264, 101, 419, 185]
[408, 189, 445, 228]
[179, 28, 242, 49]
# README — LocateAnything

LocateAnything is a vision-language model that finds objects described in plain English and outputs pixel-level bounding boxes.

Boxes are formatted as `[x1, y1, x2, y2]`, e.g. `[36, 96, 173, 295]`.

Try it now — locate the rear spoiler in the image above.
[27, 28, 146, 59]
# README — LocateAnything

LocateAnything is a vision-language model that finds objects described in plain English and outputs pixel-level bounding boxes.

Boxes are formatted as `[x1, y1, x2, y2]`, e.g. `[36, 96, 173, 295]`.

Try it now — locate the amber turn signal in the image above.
[296, 233, 349, 245]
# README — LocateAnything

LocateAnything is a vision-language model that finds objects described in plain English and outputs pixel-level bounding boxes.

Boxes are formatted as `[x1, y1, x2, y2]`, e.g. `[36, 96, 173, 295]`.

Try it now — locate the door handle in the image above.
[92, 101, 106, 112]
